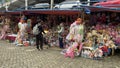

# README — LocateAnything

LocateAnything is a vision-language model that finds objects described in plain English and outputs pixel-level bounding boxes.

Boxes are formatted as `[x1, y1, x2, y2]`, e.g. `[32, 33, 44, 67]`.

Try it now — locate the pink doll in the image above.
[64, 42, 77, 59]
[100, 45, 108, 56]
[115, 35, 120, 46]
[94, 48, 103, 58]
[0, 24, 10, 40]
[64, 42, 83, 59]
[95, 24, 101, 31]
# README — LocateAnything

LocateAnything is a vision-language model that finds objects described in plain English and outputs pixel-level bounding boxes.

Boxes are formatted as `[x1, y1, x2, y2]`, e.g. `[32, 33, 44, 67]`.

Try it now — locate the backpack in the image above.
[33, 24, 39, 35]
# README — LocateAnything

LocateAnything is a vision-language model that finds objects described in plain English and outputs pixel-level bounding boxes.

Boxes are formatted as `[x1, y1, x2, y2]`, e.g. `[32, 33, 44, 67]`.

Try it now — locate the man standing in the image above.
[58, 23, 64, 48]
[36, 21, 45, 51]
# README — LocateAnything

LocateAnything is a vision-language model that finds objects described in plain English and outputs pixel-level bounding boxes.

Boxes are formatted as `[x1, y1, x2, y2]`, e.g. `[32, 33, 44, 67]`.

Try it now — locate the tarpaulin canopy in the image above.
[0, 9, 81, 16]
[91, 0, 120, 13]
[6, 11, 22, 15]
[0, 11, 4, 15]
[93, 0, 120, 8]
[23, 10, 80, 15]
[82, 6, 120, 13]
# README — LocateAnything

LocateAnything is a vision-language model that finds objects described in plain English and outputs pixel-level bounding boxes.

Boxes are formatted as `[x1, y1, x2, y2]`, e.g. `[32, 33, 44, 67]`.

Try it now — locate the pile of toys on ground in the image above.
[61, 23, 120, 59]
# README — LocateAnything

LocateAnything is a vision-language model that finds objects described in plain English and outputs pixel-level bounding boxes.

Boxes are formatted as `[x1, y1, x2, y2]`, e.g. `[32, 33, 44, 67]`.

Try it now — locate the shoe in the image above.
[40, 47, 43, 50]
[37, 49, 40, 51]
[41, 48, 43, 50]
[76, 52, 80, 56]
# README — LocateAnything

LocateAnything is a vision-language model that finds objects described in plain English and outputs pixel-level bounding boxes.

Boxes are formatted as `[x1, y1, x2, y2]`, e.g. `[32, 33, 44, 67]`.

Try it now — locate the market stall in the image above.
[77, 5, 120, 59]
[1, 10, 82, 47]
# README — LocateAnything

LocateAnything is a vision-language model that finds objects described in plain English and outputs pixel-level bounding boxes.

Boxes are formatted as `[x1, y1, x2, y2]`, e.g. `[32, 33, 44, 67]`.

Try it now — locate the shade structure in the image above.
[0, 9, 81, 16]
[93, 0, 120, 6]
[23, 10, 80, 15]
[93, 0, 120, 12]
[82, 5, 120, 13]
[6, 11, 22, 15]
[0, 11, 4, 15]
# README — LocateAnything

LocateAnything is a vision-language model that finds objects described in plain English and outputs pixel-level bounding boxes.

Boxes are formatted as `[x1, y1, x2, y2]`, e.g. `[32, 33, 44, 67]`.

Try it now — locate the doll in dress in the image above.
[107, 38, 115, 55]
[64, 41, 83, 59]
[0, 22, 10, 40]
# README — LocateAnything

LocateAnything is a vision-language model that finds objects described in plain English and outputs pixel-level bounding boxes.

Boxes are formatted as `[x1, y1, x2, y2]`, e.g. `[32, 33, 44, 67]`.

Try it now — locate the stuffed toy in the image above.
[95, 48, 103, 57]
[86, 32, 92, 40]
[84, 40, 93, 47]
[23, 41, 29, 46]
[64, 42, 78, 59]
[115, 35, 120, 46]
[64, 42, 83, 59]
[100, 45, 108, 56]
[92, 30, 97, 36]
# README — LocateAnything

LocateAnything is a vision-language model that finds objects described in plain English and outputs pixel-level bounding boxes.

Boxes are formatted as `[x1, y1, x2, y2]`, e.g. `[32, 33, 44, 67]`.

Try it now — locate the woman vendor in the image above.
[64, 18, 84, 58]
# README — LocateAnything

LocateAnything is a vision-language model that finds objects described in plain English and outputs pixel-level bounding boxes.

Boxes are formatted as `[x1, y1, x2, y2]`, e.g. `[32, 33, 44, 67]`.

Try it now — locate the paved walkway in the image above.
[0, 40, 120, 68]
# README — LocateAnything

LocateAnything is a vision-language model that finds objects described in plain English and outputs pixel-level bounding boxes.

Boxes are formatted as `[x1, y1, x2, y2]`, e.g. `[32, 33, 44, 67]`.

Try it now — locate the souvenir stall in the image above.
[10, 10, 80, 46]
[4, 11, 22, 42]
[0, 10, 81, 46]
[61, 4, 120, 59]
[0, 11, 4, 26]
[79, 5, 120, 59]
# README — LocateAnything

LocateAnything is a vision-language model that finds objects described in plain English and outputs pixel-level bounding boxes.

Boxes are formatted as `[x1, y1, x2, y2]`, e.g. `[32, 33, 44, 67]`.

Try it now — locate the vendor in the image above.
[69, 18, 84, 43]
[58, 23, 64, 48]
[64, 18, 84, 58]
[15, 17, 28, 46]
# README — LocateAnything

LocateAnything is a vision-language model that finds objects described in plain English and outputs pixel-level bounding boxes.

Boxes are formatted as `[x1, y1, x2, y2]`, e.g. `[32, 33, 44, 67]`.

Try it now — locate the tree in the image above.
[5, 0, 10, 2]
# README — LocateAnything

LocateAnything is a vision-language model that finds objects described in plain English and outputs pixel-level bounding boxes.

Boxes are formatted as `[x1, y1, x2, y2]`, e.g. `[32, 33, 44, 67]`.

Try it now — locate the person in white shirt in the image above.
[15, 18, 28, 45]
[67, 18, 84, 43]
[65, 18, 84, 57]
[58, 23, 64, 48]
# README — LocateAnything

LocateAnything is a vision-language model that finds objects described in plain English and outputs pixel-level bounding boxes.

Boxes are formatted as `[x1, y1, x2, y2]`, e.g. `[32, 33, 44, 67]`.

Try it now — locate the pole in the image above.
[5, 4, 8, 11]
[5, 0, 9, 11]
[25, 0, 28, 10]
[50, 0, 54, 10]
[87, 0, 90, 6]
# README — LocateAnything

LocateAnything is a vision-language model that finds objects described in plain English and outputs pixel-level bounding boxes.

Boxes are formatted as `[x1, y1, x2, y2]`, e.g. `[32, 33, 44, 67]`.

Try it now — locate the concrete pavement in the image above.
[0, 40, 120, 68]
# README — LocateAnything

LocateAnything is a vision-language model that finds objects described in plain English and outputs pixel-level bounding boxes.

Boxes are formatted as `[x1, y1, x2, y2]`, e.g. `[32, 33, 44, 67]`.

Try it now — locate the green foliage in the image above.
[6, 0, 10, 2]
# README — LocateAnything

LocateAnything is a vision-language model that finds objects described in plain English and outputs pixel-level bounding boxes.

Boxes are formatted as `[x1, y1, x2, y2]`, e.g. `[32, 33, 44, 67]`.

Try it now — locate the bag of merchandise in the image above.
[33, 24, 39, 35]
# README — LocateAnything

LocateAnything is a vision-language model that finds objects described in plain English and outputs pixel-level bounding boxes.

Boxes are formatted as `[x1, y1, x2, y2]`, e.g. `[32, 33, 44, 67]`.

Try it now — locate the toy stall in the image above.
[2, 11, 22, 42]
[21, 10, 81, 47]
[1, 10, 81, 46]
[81, 6, 120, 59]
[61, 5, 120, 59]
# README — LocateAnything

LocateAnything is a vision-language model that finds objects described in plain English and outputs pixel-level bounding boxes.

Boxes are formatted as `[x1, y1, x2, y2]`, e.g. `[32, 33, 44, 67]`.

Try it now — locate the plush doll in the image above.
[96, 48, 103, 57]
[92, 29, 97, 36]
[115, 35, 120, 46]
[88, 40, 93, 47]
[95, 24, 101, 31]
[64, 42, 78, 59]
[100, 45, 108, 56]
[23, 41, 29, 46]
[84, 40, 93, 47]
[97, 33, 103, 44]
[64, 42, 83, 59]
[93, 48, 103, 60]
[103, 33, 110, 44]
[107, 39, 115, 55]
[86, 32, 92, 40]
